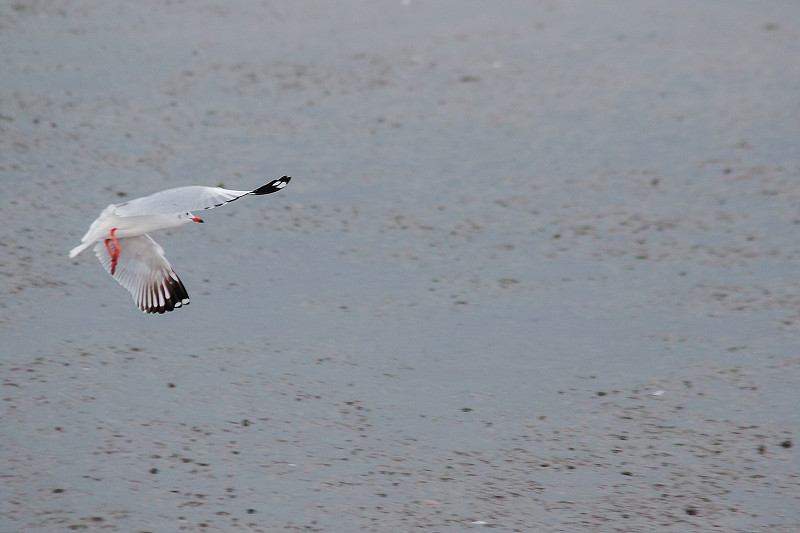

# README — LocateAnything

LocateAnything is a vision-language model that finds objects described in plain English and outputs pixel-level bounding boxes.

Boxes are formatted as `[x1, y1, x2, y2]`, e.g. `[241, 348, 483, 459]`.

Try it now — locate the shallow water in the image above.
[2, 1, 799, 531]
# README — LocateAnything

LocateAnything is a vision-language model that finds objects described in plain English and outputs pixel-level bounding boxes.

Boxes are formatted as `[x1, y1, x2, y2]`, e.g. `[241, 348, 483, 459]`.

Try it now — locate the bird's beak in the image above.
[191, 217, 204, 223]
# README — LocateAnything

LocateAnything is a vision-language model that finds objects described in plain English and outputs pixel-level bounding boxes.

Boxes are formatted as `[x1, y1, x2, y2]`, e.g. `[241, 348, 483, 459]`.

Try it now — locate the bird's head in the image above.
[183, 211, 204, 223]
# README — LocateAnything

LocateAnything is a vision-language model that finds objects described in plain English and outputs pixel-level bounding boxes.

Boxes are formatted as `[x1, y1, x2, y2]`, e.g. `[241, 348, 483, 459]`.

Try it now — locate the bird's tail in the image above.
[69, 241, 93, 258]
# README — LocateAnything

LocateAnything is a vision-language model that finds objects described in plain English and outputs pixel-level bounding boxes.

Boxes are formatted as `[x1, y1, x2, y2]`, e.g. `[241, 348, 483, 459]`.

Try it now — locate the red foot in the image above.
[104, 228, 120, 275]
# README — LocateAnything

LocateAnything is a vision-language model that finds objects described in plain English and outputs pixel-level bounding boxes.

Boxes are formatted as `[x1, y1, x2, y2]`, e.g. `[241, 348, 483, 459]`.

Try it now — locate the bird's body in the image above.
[69, 176, 290, 314]
[69, 207, 195, 258]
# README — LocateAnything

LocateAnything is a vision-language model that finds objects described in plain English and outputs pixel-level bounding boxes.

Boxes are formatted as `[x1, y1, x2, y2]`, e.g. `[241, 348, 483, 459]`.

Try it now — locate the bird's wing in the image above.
[94, 235, 190, 314]
[114, 176, 291, 217]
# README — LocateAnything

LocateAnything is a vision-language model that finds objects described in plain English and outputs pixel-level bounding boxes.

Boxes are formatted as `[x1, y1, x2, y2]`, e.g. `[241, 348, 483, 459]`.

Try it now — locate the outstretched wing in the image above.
[114, 176, 291, 217]
[94, 235, 190, 314]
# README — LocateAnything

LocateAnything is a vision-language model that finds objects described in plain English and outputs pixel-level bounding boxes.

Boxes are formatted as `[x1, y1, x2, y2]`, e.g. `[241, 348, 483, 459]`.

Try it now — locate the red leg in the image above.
[104, 228, 120, 275]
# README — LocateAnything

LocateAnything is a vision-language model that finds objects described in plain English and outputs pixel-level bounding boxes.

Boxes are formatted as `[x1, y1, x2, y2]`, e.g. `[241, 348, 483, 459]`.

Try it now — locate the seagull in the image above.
[69, 176, 291, 314]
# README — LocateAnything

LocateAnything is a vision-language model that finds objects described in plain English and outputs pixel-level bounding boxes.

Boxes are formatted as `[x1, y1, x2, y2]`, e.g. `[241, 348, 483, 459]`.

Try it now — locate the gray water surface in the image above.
[2, 1, 799, 531]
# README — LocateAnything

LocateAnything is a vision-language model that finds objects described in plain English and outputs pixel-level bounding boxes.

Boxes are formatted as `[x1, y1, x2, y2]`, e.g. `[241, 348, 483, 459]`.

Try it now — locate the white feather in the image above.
[93, 235, 190, 314]
[114, 186, 253, 217]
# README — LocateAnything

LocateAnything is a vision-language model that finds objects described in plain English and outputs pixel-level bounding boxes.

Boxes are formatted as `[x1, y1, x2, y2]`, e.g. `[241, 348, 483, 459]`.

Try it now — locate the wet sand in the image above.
[1, 1, 799, 531]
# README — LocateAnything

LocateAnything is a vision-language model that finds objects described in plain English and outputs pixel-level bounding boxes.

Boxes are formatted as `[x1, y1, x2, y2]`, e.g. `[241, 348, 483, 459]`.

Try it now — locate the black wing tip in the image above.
[251, 176, 291, 196]
[144, 298, 190, 314]
[140, 272, 191, 314]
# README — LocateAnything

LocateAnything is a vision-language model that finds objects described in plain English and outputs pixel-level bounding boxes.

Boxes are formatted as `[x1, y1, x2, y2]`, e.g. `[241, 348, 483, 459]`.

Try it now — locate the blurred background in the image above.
[1, 1, 799, 530]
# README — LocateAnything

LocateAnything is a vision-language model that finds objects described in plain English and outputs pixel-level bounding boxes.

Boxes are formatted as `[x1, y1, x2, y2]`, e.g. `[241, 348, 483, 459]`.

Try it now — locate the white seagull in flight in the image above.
[69, 176, 291, 314]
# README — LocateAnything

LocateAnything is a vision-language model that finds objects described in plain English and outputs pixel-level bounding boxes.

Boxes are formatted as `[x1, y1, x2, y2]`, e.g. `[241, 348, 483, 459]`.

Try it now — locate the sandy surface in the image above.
[1, 1, 799, 531]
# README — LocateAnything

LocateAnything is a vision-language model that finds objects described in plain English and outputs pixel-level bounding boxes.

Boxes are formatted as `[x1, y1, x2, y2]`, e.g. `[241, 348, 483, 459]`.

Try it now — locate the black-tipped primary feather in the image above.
[114, 176, 292, 216]
[94, 235, 190, 314]
[251, 176, 291, 196]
